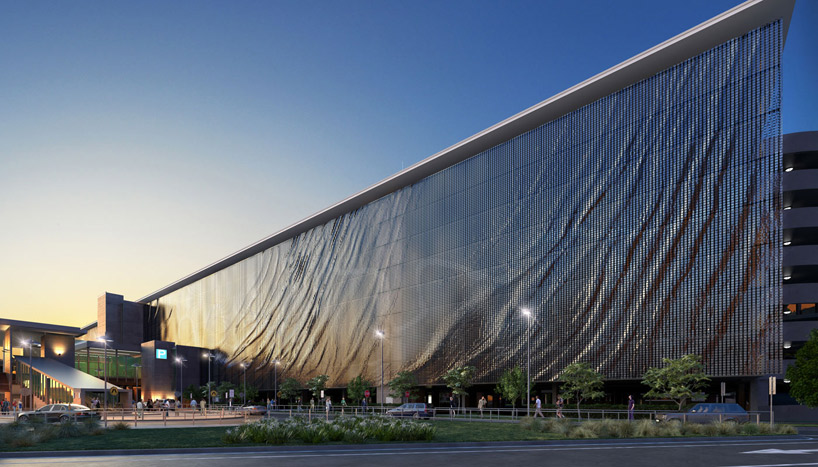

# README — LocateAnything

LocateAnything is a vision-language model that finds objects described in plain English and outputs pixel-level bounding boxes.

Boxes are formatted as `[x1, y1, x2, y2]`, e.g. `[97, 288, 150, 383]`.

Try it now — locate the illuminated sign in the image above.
[156, 349, 167, 360]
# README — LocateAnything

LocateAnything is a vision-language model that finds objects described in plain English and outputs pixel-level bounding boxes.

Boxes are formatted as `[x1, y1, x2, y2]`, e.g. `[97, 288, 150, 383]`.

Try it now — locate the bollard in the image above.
[134, 409, 137, 428]
[163, 408, 167, 427]
[192, 408, 195, 426]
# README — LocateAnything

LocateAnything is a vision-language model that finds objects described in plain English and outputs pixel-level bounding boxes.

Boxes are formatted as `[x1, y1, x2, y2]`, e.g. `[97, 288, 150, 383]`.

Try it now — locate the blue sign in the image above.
[156, 349, 167, 360]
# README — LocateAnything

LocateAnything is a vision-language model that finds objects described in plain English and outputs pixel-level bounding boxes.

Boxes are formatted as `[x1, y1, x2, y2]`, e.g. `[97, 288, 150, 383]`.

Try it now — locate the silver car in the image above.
[17, 403, 100, 423]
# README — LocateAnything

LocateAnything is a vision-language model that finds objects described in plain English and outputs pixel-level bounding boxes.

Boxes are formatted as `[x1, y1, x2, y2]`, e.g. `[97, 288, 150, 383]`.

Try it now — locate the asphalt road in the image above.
[3, 437, 818, 467]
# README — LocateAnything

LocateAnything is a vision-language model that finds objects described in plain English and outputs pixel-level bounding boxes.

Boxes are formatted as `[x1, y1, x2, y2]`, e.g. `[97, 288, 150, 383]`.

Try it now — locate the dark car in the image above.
[658, 403, 750, 423]
[17, 403, 100, 423]
[386, 403, 434, 419]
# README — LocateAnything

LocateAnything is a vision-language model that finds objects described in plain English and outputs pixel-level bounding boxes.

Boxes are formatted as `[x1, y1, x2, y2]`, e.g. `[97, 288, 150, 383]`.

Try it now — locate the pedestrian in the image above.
[534, 395, 544, 418]
[341, 397, 347, 415]
[627, 395, 635, 421]
[361, 397, 367, 413]
[190, 398, 198, 412]
[556, 396, 565, 419]
[449, 395, 456, 419]
[310, 398, 315, 412]
[200, 398, 206, 414]
[136, 400, 144, 418]
[478, 396, 486, 418]
[325, 397, 332, 416]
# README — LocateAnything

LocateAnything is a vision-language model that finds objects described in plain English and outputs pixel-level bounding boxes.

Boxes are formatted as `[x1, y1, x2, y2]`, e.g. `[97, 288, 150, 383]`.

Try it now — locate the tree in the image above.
[786, 329, 818, 407]
[347, 374, 373, 404]
[279, 377, 302, 403]
[495, 366, 528, 413]
[217, 381, 237, 402]
[239, 383, 259, 403]
[184, 384, 203, 402]
[388, 371, 418, 403]
[642, 354, 710, 411]
[442, 365, 476, 411]
[559, 362, 604, 418]
[200, 381, 216, 401]
[306, 374, 330, 399]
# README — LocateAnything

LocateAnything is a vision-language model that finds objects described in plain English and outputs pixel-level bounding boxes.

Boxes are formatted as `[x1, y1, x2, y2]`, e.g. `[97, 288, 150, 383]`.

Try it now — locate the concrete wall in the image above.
[97, 292, 144, 351]
[39, 334, 75, 368]
[140, 340, 176, 402]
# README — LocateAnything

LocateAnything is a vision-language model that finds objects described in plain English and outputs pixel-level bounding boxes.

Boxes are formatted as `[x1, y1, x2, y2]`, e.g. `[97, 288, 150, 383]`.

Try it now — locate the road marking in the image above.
[743, 449, 818, 455]
[722, 463, 818, 467]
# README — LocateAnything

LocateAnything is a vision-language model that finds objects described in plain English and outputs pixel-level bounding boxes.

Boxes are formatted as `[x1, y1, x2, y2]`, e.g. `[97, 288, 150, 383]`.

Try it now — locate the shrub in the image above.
[111, 421, 131, 431]
[634, 420, 658, 437]
[568, 424, 598, 439]
[740, 423, 760, 436]
[343, 428, 367, 444]
[57, 420, 83, 438]
[775, 424, 798, 435]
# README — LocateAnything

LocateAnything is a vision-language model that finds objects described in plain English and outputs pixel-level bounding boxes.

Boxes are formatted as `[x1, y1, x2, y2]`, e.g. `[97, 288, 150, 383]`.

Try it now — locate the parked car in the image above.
[237, 405, 268, 415]
[17, 404, 101, 423]
[657, 403, 750, 423]
[386, 403, 434, 419]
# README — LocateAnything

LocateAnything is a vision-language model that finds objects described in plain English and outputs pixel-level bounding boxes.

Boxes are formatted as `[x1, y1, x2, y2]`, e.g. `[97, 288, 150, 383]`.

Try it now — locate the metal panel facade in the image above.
[147, 21, 782, 388]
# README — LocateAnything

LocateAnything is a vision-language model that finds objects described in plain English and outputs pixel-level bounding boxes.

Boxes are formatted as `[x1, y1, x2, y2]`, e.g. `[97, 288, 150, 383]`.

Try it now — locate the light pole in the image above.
[97, 336, 113, 428]
[21, 340, 41, 410]
[202, 351, 214, 410]
[522, 308, 532, 417]
[273, 359, 280, 407]
[175, 357, 187, 407]
[241, 363, 247, 407]
[376, 330, 384, 412]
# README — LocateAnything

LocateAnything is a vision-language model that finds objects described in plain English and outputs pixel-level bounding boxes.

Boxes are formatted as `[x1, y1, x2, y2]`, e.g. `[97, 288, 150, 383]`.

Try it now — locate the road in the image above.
[3, 437, 818, 467]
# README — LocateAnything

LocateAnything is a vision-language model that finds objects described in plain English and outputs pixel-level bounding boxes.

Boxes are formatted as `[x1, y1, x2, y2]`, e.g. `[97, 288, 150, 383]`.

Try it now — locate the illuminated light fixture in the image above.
[784, 341, 792, 349]
[784, 241, 792, 246]
[784, 379, 791, 384]
[784, 275, 792, 280]
[784, 206, 792, 210]
[784, 309, 792, 315]
[785, 167, 793, 172]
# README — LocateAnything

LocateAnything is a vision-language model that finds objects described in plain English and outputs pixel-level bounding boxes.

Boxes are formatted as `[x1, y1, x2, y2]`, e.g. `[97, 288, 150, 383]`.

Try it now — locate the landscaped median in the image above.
[0, 415, 799, 452]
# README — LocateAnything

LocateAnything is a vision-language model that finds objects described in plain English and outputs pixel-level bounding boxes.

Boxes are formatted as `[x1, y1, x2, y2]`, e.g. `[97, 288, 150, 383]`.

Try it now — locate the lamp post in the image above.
[175, 357, 187, 407]
[240, 363, 247, 407]
[21, 340, 41, 410]
[376, 330, 384, 412]
[273, 359, 280, 407]
[97, 336, 113, 428]
[202, 351, 214, 410]
[522, 308, 532, 417]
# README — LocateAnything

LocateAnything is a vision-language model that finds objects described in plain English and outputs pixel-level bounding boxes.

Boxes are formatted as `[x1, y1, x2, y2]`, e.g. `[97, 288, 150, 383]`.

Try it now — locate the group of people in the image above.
[0, 399, 22, 414]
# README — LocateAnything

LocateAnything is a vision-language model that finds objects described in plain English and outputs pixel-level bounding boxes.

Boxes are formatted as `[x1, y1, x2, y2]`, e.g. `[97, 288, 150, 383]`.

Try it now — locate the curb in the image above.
[0, 435, 809, 458]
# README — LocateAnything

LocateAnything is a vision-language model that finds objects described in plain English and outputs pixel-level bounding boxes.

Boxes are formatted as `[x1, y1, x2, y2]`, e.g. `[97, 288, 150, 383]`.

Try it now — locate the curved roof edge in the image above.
[138, 0, 795, 304]
[784, 131, 818, 154]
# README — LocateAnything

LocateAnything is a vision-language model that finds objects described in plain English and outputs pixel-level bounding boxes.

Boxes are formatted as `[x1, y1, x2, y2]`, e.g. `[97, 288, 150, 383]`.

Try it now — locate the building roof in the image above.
[138, 0, 795, 304]
[25, 357, 122, 392]
[0, 318, 84, 337]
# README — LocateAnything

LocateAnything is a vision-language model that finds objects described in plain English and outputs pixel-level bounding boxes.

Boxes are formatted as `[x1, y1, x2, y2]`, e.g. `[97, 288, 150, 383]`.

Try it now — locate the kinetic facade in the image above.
[140, 2, 788, 391]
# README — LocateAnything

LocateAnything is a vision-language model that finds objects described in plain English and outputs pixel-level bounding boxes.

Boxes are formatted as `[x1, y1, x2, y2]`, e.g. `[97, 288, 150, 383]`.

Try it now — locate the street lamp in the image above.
[175, 357, 187, 407]
[376, 330, 384, 411]
[273, 359, 280, 407]
[522, 308, 532, 417]
[202, 351, 215, 410]
[240, 363, 248, 407]
[97, 336, 113, 428]
[20, 339, 41, 410]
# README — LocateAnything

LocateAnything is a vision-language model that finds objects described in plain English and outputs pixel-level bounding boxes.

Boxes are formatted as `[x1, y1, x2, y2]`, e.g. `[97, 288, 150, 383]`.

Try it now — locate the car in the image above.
[237, 405, 268, 415]
[386, 403, 434, 419]
[658, 403, 750, 423]
[17, 403, 101, 423]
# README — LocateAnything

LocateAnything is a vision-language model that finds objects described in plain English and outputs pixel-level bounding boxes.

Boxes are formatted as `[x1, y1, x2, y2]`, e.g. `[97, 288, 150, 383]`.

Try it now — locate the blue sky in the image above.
[1, 0, 815, 326]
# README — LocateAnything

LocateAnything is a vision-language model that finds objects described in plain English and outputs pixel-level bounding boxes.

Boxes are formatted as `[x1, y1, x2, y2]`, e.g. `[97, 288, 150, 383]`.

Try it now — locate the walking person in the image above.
[627, 395, 635, 421]
[534, 395, 544, 418]
[325, 397, 332, 418]
[556, 396, 565, 419]
[478, 396, 486, 418]
[310, 397, 315, 412]
[449, 395, 456, 419]
[341, 397, 347, 415]
[190, 398, 197, 413]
